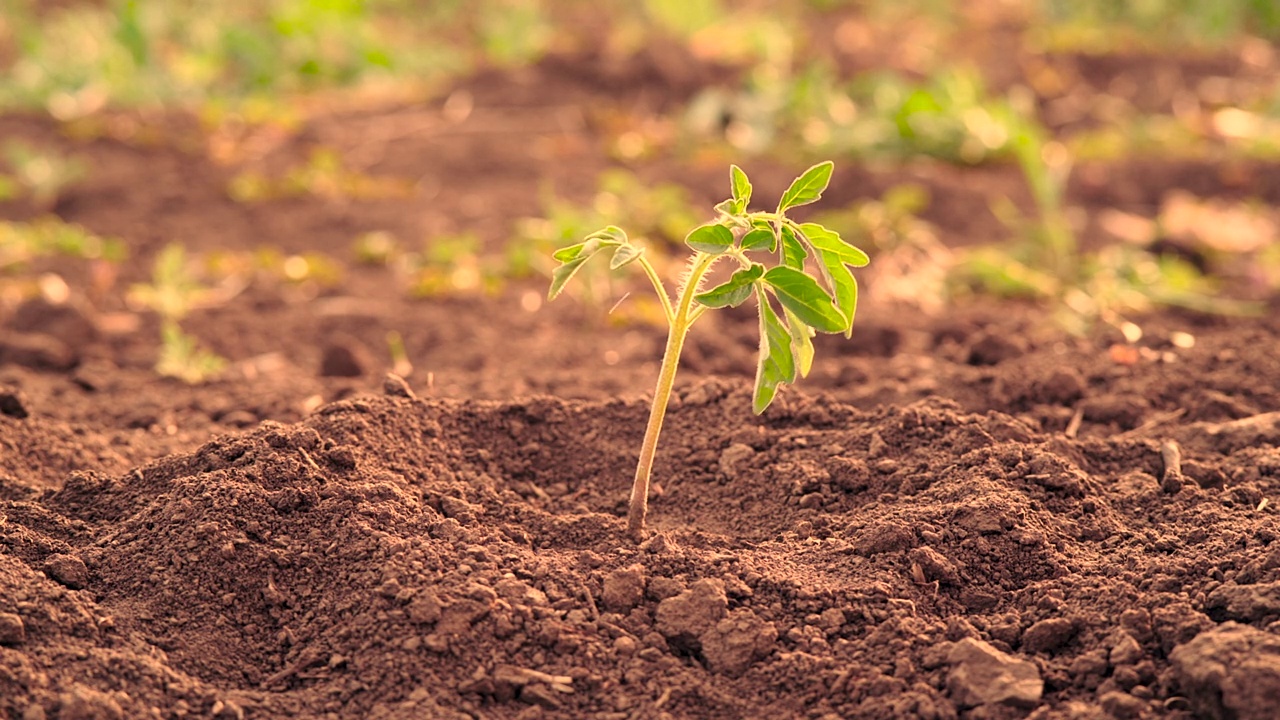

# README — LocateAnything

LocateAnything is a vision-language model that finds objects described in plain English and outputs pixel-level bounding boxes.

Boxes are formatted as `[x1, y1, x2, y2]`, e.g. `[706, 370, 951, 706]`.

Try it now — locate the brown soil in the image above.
[4, 45, 1280, 720]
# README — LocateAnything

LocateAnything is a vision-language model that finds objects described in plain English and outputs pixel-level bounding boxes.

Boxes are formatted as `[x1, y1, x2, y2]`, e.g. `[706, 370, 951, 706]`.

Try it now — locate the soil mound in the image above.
[4, 381, 1279, 718]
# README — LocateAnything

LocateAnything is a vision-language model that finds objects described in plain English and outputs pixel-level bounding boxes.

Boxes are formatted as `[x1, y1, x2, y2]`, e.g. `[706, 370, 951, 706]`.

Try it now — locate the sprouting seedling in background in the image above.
[127, 243, 226, 383]
[2, 141, 86, 211]
[548, 162, 868, 540]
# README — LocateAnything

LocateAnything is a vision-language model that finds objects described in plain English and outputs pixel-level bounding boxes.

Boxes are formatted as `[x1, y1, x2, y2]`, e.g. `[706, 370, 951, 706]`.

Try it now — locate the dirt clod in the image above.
[1108, 632, 1143, 666]
[1098, 690, 1145, 719]
[718, 443, 755, 480]
[698, 608, 777, 676]
[601, 565, 646, 613]
[947, 637, 1044, 709]
[655, 578, 728, 652]
[382, 372, 416, 399]
[58, 685, 123, 720]
[1204, 581, 1280, 622]
[0, 388, 28, 419]
[0, 612, 25, 645]
[1021, 617, 1076, 654]
[41, 553, 89, 590]
[967, 331, 1026, 366]
[1170, 622, 1280, 720]
[319, 339, 371, 377]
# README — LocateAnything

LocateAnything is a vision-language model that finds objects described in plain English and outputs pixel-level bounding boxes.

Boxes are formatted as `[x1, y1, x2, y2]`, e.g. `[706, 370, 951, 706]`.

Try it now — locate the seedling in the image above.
[128, 243, 226, 383]
[2, 141, 86, 211]
[549, 162, 868, 539]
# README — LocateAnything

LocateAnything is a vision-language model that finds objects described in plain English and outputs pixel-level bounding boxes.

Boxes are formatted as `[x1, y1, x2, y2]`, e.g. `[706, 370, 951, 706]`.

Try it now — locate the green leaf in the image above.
[797, 222, 869, 267]
[694, 263, 763, 308]
[777, 161, 834, 213]
[740, 227, 775, 252]
[685, 223, 734, 254]
[548, 256, 591, 300]
[753, 286, 796, 414]
[552, 242, 587, 263]
[584, 225, 628, 244]
[730, 164, 752, 209]
[762, 265, 847, 333]
[549, 228, 629, 300]
[713, 198, 739, 218]
[553, 225, 627, 263]
[816, 251, 858, 336]
[780, 225, 807, 269]
[782, 306, 815, 378]
[609, 243, 644, 270]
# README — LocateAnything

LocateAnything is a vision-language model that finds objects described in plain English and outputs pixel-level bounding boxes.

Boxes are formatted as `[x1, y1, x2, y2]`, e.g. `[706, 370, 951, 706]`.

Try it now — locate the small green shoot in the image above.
[548, 162, 868, 539]
[0, 217, 125, 273]
[128, 243, 226, 383]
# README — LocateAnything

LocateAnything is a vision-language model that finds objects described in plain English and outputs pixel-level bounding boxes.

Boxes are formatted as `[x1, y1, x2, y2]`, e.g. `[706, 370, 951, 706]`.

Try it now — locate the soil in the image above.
[4, 30, 1280, 720]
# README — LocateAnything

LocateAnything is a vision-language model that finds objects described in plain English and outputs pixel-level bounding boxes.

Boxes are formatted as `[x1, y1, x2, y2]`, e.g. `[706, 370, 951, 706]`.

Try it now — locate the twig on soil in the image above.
[654, 688, 672, 708]
[297, 448, 322, 473]
[580, 582, 600, 621]
[1191, 411, 1280, 446]
[886, 597, 917, 615]
[1159, 440, 1184, 494]
[1065, 405, 1084, 438]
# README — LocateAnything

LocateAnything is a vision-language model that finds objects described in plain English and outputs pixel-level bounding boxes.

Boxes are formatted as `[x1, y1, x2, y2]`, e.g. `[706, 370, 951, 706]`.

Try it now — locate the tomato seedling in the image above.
[549, 162, 868, 539]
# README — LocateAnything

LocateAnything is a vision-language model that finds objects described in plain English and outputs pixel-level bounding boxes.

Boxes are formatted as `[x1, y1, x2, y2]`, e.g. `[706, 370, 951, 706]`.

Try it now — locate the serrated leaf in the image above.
[777, 161, 834, 213]
[609, 244, 644, 270]
[685, 223, 734, 254]
[782, 306, 815, 378]
[753, 286, 796, 414]
[694, 263, 763, 308]
[762, 265, 847, 333]
[740, 227, 775, 252]
[548, 256, 590, 300]
[780, 224, 807, 269]
[797, 222, 869, 267]
[730, 164, 752, 209]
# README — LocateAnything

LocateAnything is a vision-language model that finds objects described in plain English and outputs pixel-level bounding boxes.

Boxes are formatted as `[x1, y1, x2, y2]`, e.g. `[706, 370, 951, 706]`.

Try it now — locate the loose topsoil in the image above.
[4, 35, 1280, 720]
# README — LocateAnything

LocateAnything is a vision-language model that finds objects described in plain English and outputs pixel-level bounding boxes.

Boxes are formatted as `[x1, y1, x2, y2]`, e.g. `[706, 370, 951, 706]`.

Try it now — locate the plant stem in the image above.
[636, 255, 675, 325]
[627, 252, 718, 540]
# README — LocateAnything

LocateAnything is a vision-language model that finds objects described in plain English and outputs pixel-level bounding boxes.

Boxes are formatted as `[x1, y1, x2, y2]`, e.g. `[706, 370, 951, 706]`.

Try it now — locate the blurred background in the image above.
[1, 0, 1279, 394]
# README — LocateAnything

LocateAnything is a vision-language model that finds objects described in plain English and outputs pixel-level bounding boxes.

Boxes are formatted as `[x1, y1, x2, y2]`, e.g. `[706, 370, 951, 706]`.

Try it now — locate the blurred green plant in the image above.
[954, 95, 1260, 334]
[0, 0, 517, 112]
[0, 217, 125, 273]
[127, 243, 226, 383]
[228, 148, 414, 202]
[687, 64, 1020, 164]
[814, 185, 954, 315]
[1034, 0, 1280, 49]
[401, 233, 507, 298]
[1, 141, 87, 210]
[517, 169, 702, 315]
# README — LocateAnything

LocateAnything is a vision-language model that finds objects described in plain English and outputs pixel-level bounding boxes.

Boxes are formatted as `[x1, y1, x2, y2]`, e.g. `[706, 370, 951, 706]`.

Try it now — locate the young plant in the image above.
[548, 162, 868, 539]
[128, 243, 226, 383]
